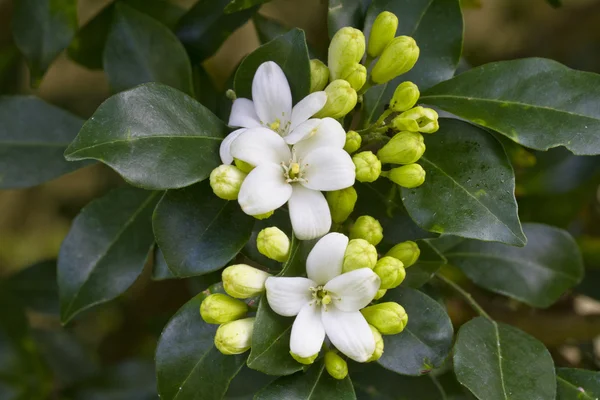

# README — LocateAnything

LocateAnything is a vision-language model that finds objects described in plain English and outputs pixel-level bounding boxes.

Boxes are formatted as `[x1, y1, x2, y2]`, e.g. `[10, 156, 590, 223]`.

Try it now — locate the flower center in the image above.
[281, 151, 308, 184]
[310, 286, 332, 306]
[266, 118, 291, 136]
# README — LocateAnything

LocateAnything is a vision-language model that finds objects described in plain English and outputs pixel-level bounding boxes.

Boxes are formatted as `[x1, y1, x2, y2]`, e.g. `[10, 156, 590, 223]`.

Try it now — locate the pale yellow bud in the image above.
[343, 238, 378, 273]
[371, 36, 420, 84]
[373, 256, 406, 289]
[353, 151, 381, 183]
[310, 59, 330, 93]
[386, 164, 426, 189]
[392, 106, 439, 134]
[344, 130, 362, 154]
[386, 241, 420, 268]
[367, 11, 399, 58]
[222, 264, 271, 299]
[214, 317, 255, 355]
[326, 187, 358, 224]
[257, 227, 290, 262]
[325, 351, 348, 379]
[328, 27, 366, 81]
[390, 81, 420, 112]
[200, 294, 248, 324]
[314, 80, 358, 119]
[377, 131, 425, 165]
[253, 210, 274, 220]
[373, 289, 387, 300]
[209, 164, 247, 201]
[342, 63, 367, 91]
[361, 302, 408, 335]
[366, 324, 384, 362]
[349, 215, 383, 246]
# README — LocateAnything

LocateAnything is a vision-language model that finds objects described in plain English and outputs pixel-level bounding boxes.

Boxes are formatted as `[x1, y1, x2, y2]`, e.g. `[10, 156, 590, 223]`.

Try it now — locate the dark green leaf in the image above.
[103, 4, 194, 95]
[5, 260, 59, 314]
[0, 96, 89, 189]
[556, 368, 600, 400]
[225, 365, 275, 399]
[234, 29, 311, 104]
[153, 181, 255, 278]
[58, 187, 159, 324]
[327, 0, 371, 38]
[225, 0, 272, 13]
[454, 317, 556, 400]
[156, 292, 246, 400]
[152, 247, 177, 281]
[403, 239, 447, 288]
[242, 209, 292, 272]
[377, 287, 453, 376]
[401, 119, 526, 246]
[421, 58, 600, 155]
[253, 13, 289, 44]
[64, 83, 227, 190]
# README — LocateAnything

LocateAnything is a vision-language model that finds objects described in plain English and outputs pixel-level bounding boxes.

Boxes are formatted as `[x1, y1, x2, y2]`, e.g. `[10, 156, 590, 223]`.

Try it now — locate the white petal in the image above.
[324, 268, 381, 312]
[288, 184, 331, 241]
[290, 92, 327, 132]
[306, 233, 349, 285]
[238, 164, 292, 215]
[219, 128, 245, 164]
[230, 127, 291, 167]
[290, 303, 325, 358]
[301, 147, 355, 191]
[252, 61, 292, 128]
[229, 98, 261, 128]
[293, 118, 347, 159]
[284, 119, 321, 145]
[265, 277, 315, 317]
[322, 308, 375, 362]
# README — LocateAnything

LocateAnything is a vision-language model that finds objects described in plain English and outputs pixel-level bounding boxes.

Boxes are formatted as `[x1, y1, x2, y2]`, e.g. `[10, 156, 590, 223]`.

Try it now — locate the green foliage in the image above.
[556, 368, 600, 399]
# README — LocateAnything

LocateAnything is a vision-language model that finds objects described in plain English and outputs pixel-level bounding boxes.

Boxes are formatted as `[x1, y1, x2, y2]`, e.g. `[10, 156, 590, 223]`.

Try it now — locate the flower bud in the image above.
[373, 289, 386, 300]
[373, 256, 406, 289]
[342, 63, 367, 91]
[326, 187, 357, 224]
[234, 158, 254, 173]
[390, 81, 420, 112]
[392, 106, 439, 134]
[386, 164, 426, 189]
[291, 351, 319, 365]
[209, 165, 247, 201]
[200, 294, 248, 324]
[366, 325, 384, 362]
[257, 227, 290, 262]
[314, 80, 358, 119]
[253, 210, 274, 220]
[344, 130, 362, 154]
[310, 59, 330, 93]
[353, 151, 381, 183]
[361, 302, 408, 335]
[350, 215, 383, 246]
[377, 131, 425, 165]
[371, 36, 419, 84]
[343, 238, 378, 273]
[328, 27, 366, 81]
[325, 351, 348, 379]
[367, 11, 399, 58]
[222, 264, 271, 299]
[214, 317, 255, 355]
[386, 241, 420, 268]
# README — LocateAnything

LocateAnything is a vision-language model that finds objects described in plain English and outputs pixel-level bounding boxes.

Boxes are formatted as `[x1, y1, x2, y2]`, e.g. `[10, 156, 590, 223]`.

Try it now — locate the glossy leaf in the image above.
[225, 365, 275, 399]
[156, 292, 246, 400]
[152, 247, 177, 281]
[377, 287, 453, 376]
[64, 83, 227, 190]
[421, 58, 600, 155]
[103, 4, 194, 95]
[403, 239, 447, 288]
[5, 260, 59, 314]
[58, 187, 159, 324]
[327, 0, 371, 38]
[225, 0, 272, 13]
[253, 13, 289, 44]
[401, 119, 526, 246]
[454, 317, 556, 400]
[445, 223, 583, 308]
[556, 368, 600, 400]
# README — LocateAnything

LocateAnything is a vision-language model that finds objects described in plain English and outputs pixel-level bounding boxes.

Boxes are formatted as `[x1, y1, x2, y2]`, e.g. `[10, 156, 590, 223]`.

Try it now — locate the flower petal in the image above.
[290, 303, 325, 358]
[306, 233, 349, 285]
[229, 98, 261, 128]
[322, 308, 375, 362]
[230, 127, 291, 167]
[238, 164, 292, 215]
[292, 118, 346, 158]
[219, 128, 245, 164]
[284, 119, 321, 145]
[252, 61, 292, 128]
[324, 268, 380, 312]
[301, 147, 355, 191]
[289, 91, 327, 132]
[288, 184, 331, 240]
[265, 277, 315, 317]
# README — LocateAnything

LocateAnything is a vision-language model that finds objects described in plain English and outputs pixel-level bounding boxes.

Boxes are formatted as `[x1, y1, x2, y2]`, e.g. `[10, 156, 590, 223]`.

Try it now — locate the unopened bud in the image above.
[377, 131, 425, 165]
[350, 215, 383, 246]
[257, 227, 290, 262]
[386, 164, 426, 188]
[371, 36, 419, 84]
[326, 187, 358, 224]
[210, 165, 247, 200]
[344, 130, 362, 154]
[200, 293, 248, 324]
[328, 27, 366, 81]
[325, 351, 348, 379]
[367, 11, 399, 58]
[222, 264, 271, 299]
[373, 256, 406, 289]
[353, 151, 381, 182]
[310, 59, 330, 93]
[374, 289, 386, 300]
[342, 63, 367, 91]
[214, 317, 255, 355]
[343, 238, 378, 273]
[314, 80, 358, 119]
[234, 158, 254, 173]
[253, 210, 274, 220]
[392, 106, 439, 134]
[386, 241, 420, 268]
[291, 351, 319, 365]
[367, 325, 384, 362]
[390, 81, 420, 112]
[361, 302, 408, 335]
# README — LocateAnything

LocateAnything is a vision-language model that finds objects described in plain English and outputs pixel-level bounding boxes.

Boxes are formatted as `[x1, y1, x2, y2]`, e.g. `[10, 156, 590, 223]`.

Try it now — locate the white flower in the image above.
[265, 233, 381, 362]
[220, 61, 328, 164]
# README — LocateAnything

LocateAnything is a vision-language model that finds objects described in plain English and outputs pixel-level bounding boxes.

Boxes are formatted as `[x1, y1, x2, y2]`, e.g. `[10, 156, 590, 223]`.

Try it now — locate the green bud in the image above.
[373, 289, 387, 300]
[386, 164, 426, 188]
[343, 238, 378, 273]
[371, 36, 419, 84]
[367, 324, 384, 362]
[350, 215, 383, 246]
[353, 151, 381, 183]
[314, 80, 358, 119]
[392, 106, 439, 134]
[377, 131, 425, 165]
[342, 63, 367, 91]
[373, 256, 406, 289]
[200, 293, 248, 324]
[222, 264, 271, 299]
[328, 27, 366, 81]
[291, 351, 319, 365]
[209, 164, 247, 201]
[367, 11, 399, 58]
[344, 130, 362, 154]
[214, 317, 255, 355]
[326, 187, 358, 224]
[390, 81, 420, 112]
[325, 351, 348, 379]
[310, 59, 330, 93]
[386, 241, 420, 268]
[361, 302, 408, 335]
[234, 158, 254, 173]
[253, 210, 274, 220]
[257, 227, 290, 262]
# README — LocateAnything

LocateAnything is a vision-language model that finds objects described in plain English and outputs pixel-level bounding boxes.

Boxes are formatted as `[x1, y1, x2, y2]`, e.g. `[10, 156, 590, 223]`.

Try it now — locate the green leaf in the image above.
[445, 223, 584, 308]
[234, 28, 311, 104]
[58, 187, 159, 324]
[556, 368, 600, 400]
[454, 317, 556, 400]
[225, 0, 272, 13]
[12, 0, 77, 82]
[253, 13, 289, 44]
[225, 365, 275, 399]
[361, 0, 463, 126]
[242, 209, 292, 272]
[5, 260, 59, 315]
[152, 247, 177, 281]
[103, 4, 194, 95]
[401, 119, 526, 246]
[421, 58, 600, 155]
[327, 0, 371, 38]
[156, 292, 246, 400]
[64, 83, 227, 190]
[377, 287, 453, 376]
[0, 96, 89, 189]
[403, 239, 447, 288]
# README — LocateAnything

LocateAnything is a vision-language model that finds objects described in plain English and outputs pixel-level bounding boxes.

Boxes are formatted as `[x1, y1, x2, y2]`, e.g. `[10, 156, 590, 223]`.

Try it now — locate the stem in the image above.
[435, 273, 492, 320]
[373, 109, 392, 127]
